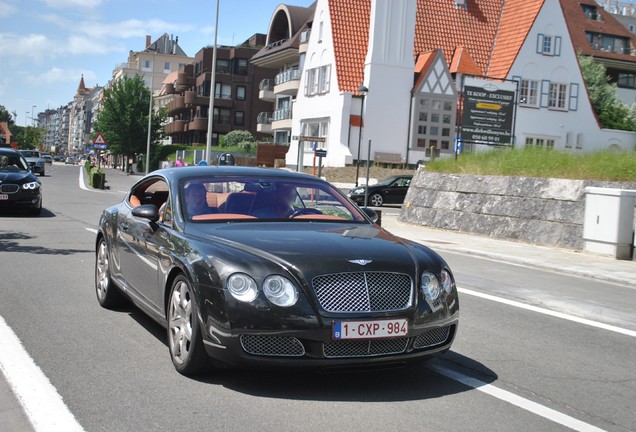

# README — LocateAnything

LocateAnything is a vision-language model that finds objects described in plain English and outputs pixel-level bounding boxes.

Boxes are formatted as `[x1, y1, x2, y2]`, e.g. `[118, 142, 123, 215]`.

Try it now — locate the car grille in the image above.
[240, 335, 305, 357]
[413, 326, 452, 349]
[313, 272, 412, 312]
[324, 338, 409, 358]
[240, 325, 454, 359]
[0, 184, 19, 193]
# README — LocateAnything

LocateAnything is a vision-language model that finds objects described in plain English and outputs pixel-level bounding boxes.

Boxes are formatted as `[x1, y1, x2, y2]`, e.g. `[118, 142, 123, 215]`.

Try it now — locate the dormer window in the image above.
[455, 0, 467, 9]
[581, 4, 602, 21]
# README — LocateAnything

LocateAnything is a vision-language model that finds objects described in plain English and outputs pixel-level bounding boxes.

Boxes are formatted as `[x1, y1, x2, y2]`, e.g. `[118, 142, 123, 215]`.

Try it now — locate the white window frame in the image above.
[300, 119, 329, 152]
[548, 82, 567, 110]
[520, 79, 539, 107]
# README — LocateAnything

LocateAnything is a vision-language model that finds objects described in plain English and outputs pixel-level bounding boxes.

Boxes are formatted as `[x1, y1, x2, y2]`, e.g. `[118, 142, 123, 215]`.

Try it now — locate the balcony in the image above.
[184, 91, 208, 106]
[176, 72, 194, 91]
[274, 68, 301, 96]
[299, 29, 311, 54]
[259, 79, 275, 102]
[256, 112, 273, 134]
[271, 107, 292, 130]
[167, 96, 186, 115]
[164, 120, 187, 135]
[188, 117, 208, 131]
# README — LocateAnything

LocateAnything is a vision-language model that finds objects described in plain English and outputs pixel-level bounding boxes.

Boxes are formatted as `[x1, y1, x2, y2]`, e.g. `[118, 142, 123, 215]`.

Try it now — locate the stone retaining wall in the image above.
[399, 172, 636, 250]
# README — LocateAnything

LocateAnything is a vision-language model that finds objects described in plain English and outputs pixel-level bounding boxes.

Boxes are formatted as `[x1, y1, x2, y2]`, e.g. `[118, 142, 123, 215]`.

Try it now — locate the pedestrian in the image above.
[175, 156, 185, 167]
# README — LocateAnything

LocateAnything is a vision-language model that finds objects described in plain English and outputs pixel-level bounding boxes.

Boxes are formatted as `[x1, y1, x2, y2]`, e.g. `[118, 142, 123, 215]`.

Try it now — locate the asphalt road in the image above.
[1, 163, 635, 432]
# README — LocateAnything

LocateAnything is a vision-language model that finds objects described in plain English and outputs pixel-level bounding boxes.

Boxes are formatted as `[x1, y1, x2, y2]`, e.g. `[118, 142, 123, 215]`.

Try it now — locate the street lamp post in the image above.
[205, 0, 220, 164]
[354, 84, 368, 187]
[31, 105, 36, 127]
[145, 48, 157, 174]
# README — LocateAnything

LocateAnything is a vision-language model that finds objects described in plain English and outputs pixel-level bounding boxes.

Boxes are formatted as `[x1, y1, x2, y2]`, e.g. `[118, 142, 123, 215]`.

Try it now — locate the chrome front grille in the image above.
[0, 184, 19, 193]
[240, 335, 305, 357]
[413, 326, 451, 349]
[313, 272, 412, 312]
[324, 338, 409, 358]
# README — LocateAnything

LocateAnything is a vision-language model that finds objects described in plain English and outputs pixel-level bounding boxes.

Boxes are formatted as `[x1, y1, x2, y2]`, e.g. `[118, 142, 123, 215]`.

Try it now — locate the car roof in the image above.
[0, 148, 20, 155]
[154, 165, 322, 183]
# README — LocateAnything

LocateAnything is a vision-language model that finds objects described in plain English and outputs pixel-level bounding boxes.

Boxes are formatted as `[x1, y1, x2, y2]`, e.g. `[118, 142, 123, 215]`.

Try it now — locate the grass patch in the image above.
[424, 147, 636, 182]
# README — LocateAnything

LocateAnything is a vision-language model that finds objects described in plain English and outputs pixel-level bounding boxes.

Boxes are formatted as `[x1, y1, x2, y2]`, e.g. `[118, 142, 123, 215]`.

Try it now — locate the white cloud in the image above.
[0, 0, 17, 18]
[43, 0, 103, 8]
[28, 66, 97, 85]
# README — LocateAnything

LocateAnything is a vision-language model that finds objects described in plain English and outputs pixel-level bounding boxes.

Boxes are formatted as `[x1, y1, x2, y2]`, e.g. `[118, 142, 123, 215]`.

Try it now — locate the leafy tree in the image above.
[91, 75, 165, 171]
[223, 130, 254, 148]
[578, 53, 634, 130]
[14, 126, 46, 149]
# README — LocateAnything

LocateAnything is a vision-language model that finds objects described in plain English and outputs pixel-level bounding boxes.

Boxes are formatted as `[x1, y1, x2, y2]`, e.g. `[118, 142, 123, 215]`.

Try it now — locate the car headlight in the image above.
[420, 271, 441, 301]
[350, 188, 365, 195]
[440, 269, 454, 294]
[22, 182, 40, 190]
[263, 275, 298, 307]
[227, 273, 258, 302]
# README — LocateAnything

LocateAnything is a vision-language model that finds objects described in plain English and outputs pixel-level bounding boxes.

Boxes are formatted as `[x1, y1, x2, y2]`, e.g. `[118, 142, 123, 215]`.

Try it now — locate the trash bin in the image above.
[218, 153, 235, 166]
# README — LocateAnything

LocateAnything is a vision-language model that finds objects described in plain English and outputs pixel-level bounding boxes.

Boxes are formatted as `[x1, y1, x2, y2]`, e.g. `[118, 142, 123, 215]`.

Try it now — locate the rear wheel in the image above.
[369, 193, 384, 207]
[95, 238, 122, 308]
[167, 275, 209, 375]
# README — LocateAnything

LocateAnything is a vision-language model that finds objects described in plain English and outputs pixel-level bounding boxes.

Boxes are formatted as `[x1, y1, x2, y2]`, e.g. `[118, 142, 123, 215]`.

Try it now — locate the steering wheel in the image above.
[290, 208, 323, 218]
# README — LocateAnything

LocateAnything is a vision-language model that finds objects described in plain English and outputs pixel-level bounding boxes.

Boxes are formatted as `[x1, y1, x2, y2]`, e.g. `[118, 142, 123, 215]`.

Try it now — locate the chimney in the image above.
[146, 35, 151, 48]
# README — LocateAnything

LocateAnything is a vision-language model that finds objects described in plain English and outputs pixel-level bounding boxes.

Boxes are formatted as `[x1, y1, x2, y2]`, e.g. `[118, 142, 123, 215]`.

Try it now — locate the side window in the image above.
[161, 199, 173, 224]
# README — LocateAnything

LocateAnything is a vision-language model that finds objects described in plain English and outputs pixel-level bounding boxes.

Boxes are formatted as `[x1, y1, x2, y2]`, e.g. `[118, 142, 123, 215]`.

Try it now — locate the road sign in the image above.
[292, 135, 326, 142]
[93, 133, 107, 146]
[315, 149, 327, 157]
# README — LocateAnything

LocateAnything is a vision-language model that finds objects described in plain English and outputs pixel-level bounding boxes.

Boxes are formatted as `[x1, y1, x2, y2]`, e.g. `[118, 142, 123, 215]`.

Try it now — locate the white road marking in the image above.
[0, 316, 84, 432]
[429, 363, 606, 432]
[78, 166, 88, 190]
[458, 287, 636, 338]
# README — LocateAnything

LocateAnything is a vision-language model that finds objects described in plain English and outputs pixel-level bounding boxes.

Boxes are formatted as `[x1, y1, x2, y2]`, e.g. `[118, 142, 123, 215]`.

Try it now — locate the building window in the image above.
[520, 79, 539, 106]
[414, 95, 456, 153]
[217, 59, 230, 74]
[215, 83, 231, 99]
[236, 85, 246, 100]
[144, 60, 151, 70]
[305, 65, 331, 96]
[526, 136, 556, 148]
[548, 82, 567, 110]
[214, 108, 231, 125]
[618, 73, 636, 89]
[300, 119, 329, 152]
[163, 61, 170, 73]
[235, 59, 248, 75]
[235, 111, 244, 126]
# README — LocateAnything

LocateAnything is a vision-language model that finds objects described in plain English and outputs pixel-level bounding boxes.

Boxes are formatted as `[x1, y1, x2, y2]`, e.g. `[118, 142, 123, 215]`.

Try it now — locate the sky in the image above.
[0, 0, 314, 127]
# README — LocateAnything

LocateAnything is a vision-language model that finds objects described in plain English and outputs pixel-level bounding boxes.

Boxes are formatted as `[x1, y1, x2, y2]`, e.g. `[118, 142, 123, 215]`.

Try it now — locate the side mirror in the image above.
[361, 207, 380, 226]
[132, 204, 160, 223]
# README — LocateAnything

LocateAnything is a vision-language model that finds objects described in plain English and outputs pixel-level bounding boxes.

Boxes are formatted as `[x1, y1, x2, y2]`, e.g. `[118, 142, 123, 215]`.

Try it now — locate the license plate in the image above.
[0, 194, 8, 200]
[333, 318, 408, 340]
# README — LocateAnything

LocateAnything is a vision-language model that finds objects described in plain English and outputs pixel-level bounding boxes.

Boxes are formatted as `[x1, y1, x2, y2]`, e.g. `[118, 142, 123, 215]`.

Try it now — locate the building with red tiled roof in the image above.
[255, 0, 636, 168]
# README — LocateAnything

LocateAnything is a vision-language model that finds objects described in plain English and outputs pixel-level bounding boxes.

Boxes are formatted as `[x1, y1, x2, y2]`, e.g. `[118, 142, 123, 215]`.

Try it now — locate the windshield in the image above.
[0, 153, 29, 171]
[180, 176, 366, 223]
[19, 150, 40, 158]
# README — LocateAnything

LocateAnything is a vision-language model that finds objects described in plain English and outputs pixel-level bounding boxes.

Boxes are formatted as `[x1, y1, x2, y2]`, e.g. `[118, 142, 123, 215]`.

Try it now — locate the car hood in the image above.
[0, 170, 34, 183]
[187, 222, 441, 275]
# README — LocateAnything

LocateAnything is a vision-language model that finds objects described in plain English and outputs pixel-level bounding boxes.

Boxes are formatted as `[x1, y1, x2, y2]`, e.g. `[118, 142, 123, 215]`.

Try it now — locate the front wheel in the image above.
[95, 238, 122, 308]
[167, 275, 209, 376]
[369, 193, 384, 207]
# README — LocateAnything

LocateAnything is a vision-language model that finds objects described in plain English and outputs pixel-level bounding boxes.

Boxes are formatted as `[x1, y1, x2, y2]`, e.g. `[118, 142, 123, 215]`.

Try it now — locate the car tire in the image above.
[167, 275, 209, 376]
[369, 193, 384, 207]
[95, 237, 122, 308]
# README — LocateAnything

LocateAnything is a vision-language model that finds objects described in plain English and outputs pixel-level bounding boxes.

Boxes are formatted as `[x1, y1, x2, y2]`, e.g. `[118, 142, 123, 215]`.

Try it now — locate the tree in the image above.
[91, 75, 165, 171]
[578, 53, 634, 131]
[223, 130, 254, 148]
[14, 127, 46, 149]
